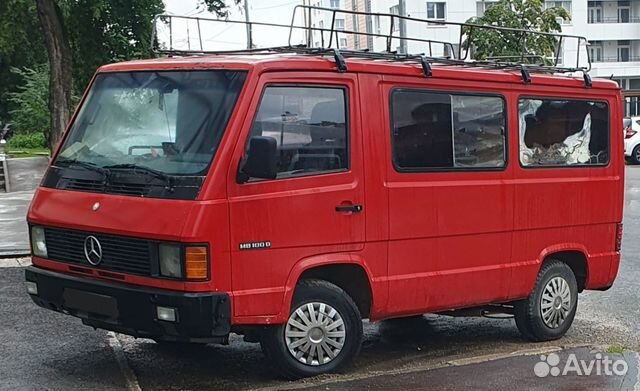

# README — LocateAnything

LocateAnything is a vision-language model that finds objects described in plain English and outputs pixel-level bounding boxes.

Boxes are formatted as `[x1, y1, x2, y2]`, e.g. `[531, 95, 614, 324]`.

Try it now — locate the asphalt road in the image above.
[1, 168, 639, 390]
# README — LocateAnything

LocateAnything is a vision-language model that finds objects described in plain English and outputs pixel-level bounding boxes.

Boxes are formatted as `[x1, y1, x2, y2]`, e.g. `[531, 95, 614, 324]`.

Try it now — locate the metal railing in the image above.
[592, 56, 640, 63]
[151, 5, 592, 75]
[588, 16, 640, 23]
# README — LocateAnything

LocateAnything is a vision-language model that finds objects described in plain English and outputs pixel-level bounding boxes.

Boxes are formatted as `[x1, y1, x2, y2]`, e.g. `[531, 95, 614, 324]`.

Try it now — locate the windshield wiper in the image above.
[103, 163, 173, 189]
[55, 158, 109, 180]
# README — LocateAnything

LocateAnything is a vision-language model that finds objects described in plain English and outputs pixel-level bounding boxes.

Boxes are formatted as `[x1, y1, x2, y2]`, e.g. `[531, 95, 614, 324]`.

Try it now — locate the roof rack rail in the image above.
[151, 5, 592, 80]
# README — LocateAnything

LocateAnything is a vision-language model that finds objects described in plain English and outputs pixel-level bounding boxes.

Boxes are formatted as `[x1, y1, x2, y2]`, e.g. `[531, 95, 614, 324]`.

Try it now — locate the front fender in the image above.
[273, 253, 373, 324]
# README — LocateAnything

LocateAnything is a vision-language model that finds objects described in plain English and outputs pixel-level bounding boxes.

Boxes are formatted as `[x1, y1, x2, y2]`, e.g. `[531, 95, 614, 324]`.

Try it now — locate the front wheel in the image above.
[260, 279, 363, 379]
[514, 260, 578, 341]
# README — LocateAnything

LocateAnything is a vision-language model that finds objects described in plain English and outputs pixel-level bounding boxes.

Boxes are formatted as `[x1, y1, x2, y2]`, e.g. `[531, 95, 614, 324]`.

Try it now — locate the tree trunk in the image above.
[35, 0, 72, 151]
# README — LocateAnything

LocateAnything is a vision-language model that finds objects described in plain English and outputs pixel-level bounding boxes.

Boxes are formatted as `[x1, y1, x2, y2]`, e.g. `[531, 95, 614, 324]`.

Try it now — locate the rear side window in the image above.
[391, 89, 506, 170]
[519, 98, 609, 167]
[249, 86, 348, 178]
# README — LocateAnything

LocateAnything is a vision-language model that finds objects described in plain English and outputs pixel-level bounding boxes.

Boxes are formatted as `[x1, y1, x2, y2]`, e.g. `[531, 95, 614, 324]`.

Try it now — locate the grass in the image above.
[606, 344, 628, 354]
[5, 148, 51, 158]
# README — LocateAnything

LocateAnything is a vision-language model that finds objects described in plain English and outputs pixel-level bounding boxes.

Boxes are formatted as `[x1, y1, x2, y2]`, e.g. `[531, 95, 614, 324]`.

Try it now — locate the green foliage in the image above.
[463, 0, 570, 63]
[7, 65, 50, 135]
[60, 0, 165, 91]
[6, 132, 48, 150]
[0, 0, 47, 121]
[606, 344, 628, 354]
[0, 0, 234, 146]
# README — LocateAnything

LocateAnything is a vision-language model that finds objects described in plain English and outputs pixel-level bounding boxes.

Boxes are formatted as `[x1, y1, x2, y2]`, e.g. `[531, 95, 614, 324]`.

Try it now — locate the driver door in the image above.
[227, 72, 365, 318]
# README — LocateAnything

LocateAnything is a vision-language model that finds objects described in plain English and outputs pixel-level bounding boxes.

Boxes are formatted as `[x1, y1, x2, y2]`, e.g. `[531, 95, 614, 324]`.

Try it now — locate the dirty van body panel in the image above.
[507, 86, 624, 298]
[227, 72, 369, 319]
[380, 75, 515, 316]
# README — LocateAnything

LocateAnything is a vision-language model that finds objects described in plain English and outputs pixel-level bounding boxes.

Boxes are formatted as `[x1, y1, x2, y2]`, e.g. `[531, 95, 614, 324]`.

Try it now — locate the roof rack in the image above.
[151, 6, 592, 85]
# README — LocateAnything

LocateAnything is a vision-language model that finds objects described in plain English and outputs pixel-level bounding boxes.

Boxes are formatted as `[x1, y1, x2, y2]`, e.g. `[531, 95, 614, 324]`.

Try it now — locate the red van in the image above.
[25, 10, 624, 379]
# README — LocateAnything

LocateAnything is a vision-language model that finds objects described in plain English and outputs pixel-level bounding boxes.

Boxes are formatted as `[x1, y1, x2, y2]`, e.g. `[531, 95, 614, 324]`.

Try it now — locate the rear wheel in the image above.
[514, 260, 578, 341]
[260, 279, 363, 379]
[631, 145, 640, 165]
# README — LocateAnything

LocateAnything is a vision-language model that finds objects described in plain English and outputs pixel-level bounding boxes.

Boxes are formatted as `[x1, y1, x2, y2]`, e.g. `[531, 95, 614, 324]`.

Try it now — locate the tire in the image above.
[514, 260, 578, 342]
[631, 145, 640, 165]
[260, 279, 363, 379]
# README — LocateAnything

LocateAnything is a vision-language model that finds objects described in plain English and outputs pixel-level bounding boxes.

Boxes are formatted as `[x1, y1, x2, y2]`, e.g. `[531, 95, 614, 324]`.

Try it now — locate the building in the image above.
[306, 0, 348, 49]
[367, 0, 640, 115]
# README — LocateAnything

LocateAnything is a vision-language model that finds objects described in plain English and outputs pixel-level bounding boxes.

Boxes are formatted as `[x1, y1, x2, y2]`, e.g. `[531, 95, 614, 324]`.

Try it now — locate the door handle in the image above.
[335, 204, 363, 213]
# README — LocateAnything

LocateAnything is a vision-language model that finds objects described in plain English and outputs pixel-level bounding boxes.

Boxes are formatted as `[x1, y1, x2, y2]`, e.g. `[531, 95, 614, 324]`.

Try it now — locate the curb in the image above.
[0, 251, 30, 259]
[248, 344, 596, 391]
[0, 257, 31, 267]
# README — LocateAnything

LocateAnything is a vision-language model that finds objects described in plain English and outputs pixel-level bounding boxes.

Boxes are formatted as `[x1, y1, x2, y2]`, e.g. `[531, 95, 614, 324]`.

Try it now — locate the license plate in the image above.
[63, 289, 118, 318]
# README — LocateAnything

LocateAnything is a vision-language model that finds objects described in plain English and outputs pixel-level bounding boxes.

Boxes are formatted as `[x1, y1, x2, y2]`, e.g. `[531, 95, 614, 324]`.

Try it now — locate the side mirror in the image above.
[238, 136, 278, 183]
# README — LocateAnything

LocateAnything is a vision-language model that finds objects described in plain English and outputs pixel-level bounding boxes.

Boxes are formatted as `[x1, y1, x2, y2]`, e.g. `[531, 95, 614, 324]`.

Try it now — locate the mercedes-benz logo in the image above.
[84, 235, 103, 266]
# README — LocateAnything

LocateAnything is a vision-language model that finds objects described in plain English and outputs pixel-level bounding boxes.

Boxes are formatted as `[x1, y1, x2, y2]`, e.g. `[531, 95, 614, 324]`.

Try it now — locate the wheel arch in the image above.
[539, 247, 589, 292]
[279, 254, 374, 320]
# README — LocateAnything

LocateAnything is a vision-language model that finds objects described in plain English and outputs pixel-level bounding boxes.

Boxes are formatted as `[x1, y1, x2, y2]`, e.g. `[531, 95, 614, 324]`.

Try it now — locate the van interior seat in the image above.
[290, 99, 347, 171]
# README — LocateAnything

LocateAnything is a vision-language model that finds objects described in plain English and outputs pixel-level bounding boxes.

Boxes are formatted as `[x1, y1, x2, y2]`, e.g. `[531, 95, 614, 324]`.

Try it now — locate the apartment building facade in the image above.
[367, 0, 640, 115]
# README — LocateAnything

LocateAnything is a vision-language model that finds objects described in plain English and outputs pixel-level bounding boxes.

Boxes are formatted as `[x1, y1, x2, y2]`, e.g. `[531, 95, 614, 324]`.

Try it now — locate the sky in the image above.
[162, 0, 309, 51]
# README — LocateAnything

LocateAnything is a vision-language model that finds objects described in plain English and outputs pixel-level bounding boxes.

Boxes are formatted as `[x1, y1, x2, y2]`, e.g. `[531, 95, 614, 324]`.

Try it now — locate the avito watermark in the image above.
[534, 352, 628, 378]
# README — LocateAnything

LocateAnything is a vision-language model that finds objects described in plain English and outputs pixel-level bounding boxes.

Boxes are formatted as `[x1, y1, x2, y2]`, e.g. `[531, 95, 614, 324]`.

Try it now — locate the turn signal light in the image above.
[185, 246, 208, 280]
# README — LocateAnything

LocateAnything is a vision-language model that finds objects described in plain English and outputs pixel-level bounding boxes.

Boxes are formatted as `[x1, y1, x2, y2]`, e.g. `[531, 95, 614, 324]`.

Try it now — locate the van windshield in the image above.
[55, 70, 246, 176]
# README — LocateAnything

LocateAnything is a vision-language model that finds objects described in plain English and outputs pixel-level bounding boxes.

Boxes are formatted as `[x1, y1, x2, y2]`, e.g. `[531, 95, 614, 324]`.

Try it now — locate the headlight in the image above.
[159, 244, 182, 278]
[30, 226, 47, 258]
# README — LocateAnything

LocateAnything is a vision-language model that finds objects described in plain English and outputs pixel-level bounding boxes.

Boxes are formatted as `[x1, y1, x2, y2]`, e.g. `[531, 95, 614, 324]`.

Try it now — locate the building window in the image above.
[476, 1, 498, 17]
[390, 5, 399, 32]
[588, 1, 603, 23]
[375, 14, 381, 34]
[339, 38, 347, 48]
[545, 1, 572, 23]
[335, 18, 345, 30]
[589, 41, 603, 62]
[426, 2, 446, 21]
[391, 90, 506, 170]
[519, 98, 609, 167]
[618, 1, 631, 23]
[330, 0, 340, 8]
[618, 41, 631, 62]
[615, 78, 630, 90]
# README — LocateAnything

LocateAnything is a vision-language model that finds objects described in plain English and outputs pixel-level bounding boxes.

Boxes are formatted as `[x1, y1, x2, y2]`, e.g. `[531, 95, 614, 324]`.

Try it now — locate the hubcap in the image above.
[285, 302, 346, 366]
[540, 276, 572, 329]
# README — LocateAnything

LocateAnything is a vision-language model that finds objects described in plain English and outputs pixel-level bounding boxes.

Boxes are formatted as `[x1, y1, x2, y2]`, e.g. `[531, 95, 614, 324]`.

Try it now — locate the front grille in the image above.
[65, 179, 150, 197]
[44, 227, 153, 276]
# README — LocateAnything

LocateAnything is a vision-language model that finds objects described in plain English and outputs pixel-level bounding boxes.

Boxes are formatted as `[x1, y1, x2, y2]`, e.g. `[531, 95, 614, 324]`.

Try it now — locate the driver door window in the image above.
[248, 86, 349, 179]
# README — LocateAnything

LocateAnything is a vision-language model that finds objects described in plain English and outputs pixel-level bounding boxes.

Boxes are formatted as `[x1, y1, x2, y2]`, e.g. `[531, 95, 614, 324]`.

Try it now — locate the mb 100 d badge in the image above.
[239, 241, 272, 250]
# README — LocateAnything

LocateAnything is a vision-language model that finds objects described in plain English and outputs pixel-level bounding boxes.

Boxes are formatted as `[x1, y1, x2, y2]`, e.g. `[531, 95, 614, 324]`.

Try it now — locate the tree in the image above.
[7, 65, 50, 137]
[34, 0, 236, 151]
[0, 0, 47, 122]
[35, 0, 73, 150]
[463, 0, 570, 63]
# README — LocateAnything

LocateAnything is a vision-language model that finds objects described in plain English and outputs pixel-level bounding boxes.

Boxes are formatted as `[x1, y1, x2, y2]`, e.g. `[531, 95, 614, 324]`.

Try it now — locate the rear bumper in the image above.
[25, 266, 231, 343]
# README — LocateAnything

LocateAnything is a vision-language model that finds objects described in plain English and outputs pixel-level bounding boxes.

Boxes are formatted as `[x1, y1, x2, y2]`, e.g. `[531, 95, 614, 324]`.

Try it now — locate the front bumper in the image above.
[25, 266, 231, 343]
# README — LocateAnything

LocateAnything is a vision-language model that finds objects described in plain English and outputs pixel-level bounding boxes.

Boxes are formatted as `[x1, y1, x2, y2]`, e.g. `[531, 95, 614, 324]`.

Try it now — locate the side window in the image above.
[391, 90, 506, 170]
[249, 86, 348, 178]
[519, 98, 609, 166]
